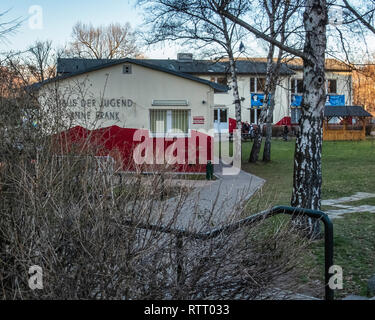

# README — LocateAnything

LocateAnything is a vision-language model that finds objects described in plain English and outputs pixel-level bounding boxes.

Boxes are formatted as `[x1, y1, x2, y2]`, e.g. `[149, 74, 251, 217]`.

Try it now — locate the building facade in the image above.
[56, 56, 354, 134]
[35, 56, 356, 172]
[198, 58, 353, 130]
[37, 58, 227, 172]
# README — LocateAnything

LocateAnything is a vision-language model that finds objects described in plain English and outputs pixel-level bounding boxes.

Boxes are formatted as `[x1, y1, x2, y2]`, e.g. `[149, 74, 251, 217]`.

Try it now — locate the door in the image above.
[214, 108, 228, 133]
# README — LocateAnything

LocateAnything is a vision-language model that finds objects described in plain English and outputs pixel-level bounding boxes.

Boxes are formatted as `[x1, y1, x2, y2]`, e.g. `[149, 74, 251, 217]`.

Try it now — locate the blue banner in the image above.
[291, 94, 302, 107]
[290, 94, 345, 107]
[326, 95, 345, 106]
[251, 93, 271, 107]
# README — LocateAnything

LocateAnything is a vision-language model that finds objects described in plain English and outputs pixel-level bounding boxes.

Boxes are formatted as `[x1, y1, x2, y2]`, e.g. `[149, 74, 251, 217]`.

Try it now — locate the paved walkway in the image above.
[322, 192, 375, 219]
[163, 160, 265, 230]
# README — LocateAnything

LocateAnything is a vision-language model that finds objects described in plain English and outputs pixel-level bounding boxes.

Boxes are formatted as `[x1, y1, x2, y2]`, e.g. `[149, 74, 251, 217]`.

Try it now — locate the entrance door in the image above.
[214, 108, 228, 133]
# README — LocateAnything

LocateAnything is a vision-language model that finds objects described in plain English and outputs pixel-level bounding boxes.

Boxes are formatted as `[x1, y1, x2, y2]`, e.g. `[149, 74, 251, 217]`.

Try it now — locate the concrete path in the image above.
[164, 160, 265, 230]
[322, 192, 375, 219]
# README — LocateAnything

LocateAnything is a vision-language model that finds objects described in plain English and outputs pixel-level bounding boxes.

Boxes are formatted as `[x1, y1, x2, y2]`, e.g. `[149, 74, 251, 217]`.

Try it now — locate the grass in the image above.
[238, 138, 375, 298]
[241, 138, 375, 212]
[310, 212, 375, 298]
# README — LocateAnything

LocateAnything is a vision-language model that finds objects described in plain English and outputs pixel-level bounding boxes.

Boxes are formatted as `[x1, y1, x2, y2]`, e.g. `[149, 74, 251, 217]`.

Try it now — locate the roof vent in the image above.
[123, 64, 132, 74]
[177, 53, 193, 61]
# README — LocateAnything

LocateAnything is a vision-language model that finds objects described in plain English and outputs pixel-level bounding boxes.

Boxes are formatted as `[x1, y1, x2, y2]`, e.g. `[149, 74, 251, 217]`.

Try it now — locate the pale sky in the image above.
[3, 1, 372, 61]
[0, 0, 185, 58]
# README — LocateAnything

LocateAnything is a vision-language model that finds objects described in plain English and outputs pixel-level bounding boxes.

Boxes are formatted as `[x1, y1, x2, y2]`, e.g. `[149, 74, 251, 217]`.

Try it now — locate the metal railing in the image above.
[125, 205, 334, 300]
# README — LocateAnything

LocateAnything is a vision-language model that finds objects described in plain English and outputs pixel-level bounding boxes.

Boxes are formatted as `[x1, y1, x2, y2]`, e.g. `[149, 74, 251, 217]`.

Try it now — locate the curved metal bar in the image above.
[124, 205, 334, 300]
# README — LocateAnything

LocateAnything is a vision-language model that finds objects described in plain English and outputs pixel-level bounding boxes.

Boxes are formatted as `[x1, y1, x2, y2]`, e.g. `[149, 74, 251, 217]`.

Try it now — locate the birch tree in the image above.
[213, 0, 328, 238]
[248, 0, 303, 163]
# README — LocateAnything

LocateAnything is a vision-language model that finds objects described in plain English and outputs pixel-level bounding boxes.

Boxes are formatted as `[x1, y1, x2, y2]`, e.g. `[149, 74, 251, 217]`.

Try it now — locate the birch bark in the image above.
[291, 0, 327, 238]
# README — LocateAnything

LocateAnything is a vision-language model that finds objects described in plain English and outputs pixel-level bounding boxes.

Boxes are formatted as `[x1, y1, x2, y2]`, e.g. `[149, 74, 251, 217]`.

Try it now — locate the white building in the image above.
[37, 58, 227, 172]
[57, 56, 353, 134]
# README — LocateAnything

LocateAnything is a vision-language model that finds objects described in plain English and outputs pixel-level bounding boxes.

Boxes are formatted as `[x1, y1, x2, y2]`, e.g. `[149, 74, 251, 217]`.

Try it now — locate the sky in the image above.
[0, 0, 184, 58]
[3, 1, 372, 62]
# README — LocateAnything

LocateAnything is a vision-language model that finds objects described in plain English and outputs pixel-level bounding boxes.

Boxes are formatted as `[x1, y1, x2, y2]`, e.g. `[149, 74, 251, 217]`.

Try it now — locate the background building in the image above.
[58, 55, 354, 133]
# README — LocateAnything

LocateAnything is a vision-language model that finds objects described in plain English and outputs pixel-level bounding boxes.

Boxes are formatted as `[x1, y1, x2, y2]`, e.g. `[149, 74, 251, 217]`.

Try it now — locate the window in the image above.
[219, 108, 227, 122]
[291, 79, 303, 94]
[250, 77, 266, 93]
[210, 76, 228, 86]
[150, 110, 167, 134]
[327, 79, 337, 93]
[171, 110, 189, 133]
[250, 108, 262, 124]
[291, 108, 302, 124]
[250, 78, 255, 92]
[217, 77, 227, 86]
[150, 109, 190, 135]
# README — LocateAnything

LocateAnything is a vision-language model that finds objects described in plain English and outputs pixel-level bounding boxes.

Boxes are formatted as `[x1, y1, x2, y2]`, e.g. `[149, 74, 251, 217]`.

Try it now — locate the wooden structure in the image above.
[323, 106, 372, 141]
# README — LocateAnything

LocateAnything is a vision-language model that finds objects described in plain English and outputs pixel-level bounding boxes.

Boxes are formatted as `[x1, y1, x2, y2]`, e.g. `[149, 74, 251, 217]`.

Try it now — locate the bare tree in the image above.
[26, 40, 56, 83]
[248, 0, 303, 163]
[209, 0, 328, 238]
[68, 22, 141, 59]
[2, 42, 57, 97]
[342, 0, 375, 35]
[139, 0, 249, 132]
[0, 9, 22, 41]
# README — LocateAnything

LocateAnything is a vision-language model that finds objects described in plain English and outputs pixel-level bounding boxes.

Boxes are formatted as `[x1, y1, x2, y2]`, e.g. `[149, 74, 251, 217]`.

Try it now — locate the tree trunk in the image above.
[222, 15, 241, 132]
[249, 43, 275, 163]
[262, 90, 275, 162]
[221, 15, 242, 170]
[249, 128, 262, 162]
[263, 46, 284, 163]
[291, 0, 327, 239]
[228, 55, 241, 131]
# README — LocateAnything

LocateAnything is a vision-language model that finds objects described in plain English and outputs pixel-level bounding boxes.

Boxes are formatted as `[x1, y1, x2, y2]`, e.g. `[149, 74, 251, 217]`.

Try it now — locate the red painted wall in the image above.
[229, 118, 237, 133]
[54, 126, 213, 173]
[275, 116, 292, 126]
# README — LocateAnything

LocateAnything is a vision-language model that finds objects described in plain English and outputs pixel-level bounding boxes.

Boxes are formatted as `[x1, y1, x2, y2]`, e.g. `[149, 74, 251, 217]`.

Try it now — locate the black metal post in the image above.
[271, 206, 334, 301]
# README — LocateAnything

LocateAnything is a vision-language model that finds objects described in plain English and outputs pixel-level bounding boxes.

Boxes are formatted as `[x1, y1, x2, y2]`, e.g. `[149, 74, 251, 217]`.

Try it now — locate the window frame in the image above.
[291, 78, 303, 94]
[291, 107, 302, 124]
[327, 79, 337, 94]
[149, 109, 191, 138]
[210, 75, 228, 89]
[250, 77, 266, 93]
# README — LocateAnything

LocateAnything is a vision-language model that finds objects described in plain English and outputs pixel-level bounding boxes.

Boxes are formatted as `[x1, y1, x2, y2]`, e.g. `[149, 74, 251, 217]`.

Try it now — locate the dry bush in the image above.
[0, 69, 319, 300]
[0, 140, 317, 299]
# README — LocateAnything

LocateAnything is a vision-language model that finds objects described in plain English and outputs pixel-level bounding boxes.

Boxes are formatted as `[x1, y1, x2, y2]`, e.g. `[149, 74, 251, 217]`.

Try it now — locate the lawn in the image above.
[241, 138, 375, 211]
[239, 138, 375, 299]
